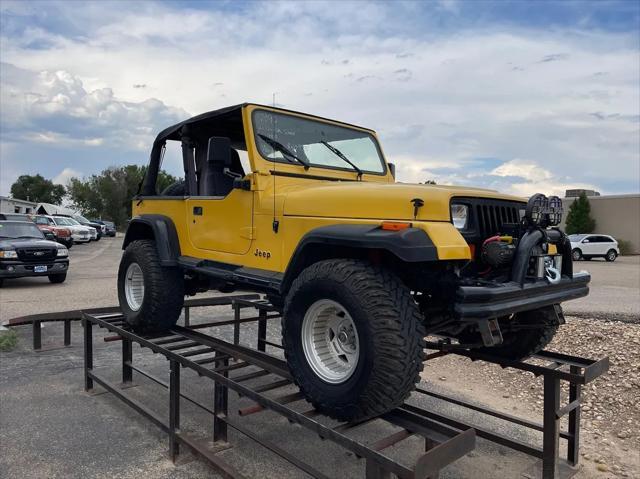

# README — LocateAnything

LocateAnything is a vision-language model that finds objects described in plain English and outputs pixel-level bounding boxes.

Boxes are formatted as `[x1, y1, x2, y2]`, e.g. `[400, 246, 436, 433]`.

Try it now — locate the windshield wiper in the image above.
[258, 134, 310, 169]
[320, 140, 363, 179]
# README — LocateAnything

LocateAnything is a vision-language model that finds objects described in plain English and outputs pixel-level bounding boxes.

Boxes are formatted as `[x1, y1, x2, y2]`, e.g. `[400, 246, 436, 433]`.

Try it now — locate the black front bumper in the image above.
[0, 259, 69, 278]
[454, 272, 590, 320]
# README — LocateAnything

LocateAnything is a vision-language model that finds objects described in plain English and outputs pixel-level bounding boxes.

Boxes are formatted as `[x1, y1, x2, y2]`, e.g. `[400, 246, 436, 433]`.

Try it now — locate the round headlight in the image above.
[525, 193, 547, 226]
[547, 196, 563, 226]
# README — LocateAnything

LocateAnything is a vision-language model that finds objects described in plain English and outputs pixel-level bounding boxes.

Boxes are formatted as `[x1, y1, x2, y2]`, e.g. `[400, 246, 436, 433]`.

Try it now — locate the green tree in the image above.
[10, 174, 66, 203]
[67, 165, 177, 230]
[423, 180, 437, 185]
[564, 193, 596, 235]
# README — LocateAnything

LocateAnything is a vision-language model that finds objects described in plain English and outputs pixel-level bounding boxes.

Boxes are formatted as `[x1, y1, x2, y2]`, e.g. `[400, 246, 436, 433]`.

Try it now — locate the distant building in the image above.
[565, 189, 600, 198]
[560, 193, 640, 254]
[35, 203, 78, 216]
[0, 196, 37, 214]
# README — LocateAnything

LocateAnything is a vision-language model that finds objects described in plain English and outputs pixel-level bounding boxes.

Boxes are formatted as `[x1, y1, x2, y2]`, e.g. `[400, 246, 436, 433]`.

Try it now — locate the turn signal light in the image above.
[381, 221, 411, 231]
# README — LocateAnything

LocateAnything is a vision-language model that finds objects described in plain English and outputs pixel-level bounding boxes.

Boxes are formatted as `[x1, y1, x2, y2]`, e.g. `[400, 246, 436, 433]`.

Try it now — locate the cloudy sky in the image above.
[1, 0, 639, 197]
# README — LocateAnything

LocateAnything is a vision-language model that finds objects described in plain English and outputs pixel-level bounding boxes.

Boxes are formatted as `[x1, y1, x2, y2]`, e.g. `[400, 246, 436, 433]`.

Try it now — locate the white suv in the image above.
[569, 234, 619, 262]
[49, 216, 93, 243]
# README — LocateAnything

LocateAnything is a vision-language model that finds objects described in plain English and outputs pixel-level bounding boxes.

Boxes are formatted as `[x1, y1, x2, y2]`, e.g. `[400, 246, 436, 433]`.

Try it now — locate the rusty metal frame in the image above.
[82, 301, 475, 479]
[14, 295, 607, 479]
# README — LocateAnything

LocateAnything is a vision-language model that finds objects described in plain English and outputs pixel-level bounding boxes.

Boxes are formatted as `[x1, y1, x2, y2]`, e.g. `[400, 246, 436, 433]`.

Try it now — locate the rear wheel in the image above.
[605, 249, 617, 262]
[477, 306, 560, 360]
[48, 273, 67, 284]
[118, 240, 184, 332]
[283, 259, 425, 421]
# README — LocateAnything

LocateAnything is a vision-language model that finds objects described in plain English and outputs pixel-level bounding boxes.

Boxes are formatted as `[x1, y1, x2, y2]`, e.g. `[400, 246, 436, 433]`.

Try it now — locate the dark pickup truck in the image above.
[0, 221, 69, 286]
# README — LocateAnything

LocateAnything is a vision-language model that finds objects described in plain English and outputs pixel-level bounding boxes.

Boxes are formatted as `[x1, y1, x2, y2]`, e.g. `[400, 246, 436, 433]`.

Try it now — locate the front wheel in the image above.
[48, 273, 67, 284]
[283, 260, 425, 421]
[605, 249, 617, 262]
[117, 240, 184, 332]
[572, 249, 582, 261]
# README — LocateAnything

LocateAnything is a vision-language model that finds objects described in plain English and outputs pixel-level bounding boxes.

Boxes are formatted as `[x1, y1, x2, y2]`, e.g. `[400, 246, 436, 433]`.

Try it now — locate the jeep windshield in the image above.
[0, 222, 44, 239]
[252, 109, 386, 175]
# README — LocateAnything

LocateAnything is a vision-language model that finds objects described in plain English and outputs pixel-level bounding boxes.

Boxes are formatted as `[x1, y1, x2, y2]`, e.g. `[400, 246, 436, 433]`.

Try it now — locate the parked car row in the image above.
[0, 213, 117, 248]
[0, 213, 116, 287]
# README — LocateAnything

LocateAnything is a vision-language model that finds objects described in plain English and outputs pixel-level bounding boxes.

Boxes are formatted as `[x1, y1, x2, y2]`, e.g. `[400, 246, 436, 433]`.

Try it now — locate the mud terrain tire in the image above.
[282, 259, 425, 421]
[118, 239, 184, 332]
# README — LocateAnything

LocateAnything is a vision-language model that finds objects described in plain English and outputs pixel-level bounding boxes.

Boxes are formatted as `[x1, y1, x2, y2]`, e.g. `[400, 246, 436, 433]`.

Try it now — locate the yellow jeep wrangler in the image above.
[118, 103, 590, 420]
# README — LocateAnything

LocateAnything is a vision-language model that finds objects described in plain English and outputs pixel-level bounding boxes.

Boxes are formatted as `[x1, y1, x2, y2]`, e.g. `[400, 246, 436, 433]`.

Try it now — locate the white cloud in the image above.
[52, 167, 82, 186]
[491, 159, 553, 183]
[1, 63, 189, 152]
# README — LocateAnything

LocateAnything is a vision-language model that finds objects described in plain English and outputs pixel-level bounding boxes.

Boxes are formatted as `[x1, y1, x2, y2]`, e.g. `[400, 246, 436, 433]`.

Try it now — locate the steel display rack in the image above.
[9, 295, 608, 479]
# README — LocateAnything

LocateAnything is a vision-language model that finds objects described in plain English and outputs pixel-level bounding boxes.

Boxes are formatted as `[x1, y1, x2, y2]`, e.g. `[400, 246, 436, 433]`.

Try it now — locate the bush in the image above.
[0, 329, 18, 352]
[616, 239, 633, 256]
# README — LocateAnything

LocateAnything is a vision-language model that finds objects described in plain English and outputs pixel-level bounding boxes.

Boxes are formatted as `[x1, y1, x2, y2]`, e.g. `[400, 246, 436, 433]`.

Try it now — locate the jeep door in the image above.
[186, 190, 253, 255]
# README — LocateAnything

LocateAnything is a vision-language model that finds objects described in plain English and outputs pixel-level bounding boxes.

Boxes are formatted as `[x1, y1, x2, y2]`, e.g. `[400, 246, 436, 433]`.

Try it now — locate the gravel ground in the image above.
[422, 316, 640, 478]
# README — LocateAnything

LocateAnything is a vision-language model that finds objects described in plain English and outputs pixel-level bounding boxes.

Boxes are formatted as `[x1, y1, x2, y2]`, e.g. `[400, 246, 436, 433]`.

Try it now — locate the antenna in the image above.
[271, 92, 279, 233]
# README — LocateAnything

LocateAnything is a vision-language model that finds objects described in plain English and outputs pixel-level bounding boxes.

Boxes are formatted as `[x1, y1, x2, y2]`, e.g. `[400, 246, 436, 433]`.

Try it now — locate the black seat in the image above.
[200, 137, 245, 197]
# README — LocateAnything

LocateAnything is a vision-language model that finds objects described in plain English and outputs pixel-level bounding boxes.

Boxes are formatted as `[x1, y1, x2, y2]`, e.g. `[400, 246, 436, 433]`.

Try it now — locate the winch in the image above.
[481, 235, 515, 269]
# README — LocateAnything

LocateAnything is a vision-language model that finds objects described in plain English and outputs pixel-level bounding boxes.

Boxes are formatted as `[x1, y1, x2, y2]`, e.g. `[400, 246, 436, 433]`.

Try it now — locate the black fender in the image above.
[281, 224, 438, 292]
[123, 215, 181, 266]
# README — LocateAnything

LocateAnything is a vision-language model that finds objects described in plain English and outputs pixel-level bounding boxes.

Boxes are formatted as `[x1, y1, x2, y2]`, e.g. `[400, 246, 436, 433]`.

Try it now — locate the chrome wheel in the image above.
[301, 299, 359, 384]
[572, 249, 581, 261]
[124, 262, 145, 311]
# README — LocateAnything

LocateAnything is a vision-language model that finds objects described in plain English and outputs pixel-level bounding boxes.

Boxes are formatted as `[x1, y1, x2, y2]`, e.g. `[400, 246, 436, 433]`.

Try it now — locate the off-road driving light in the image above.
[451, 204, 469, 230]
[0, 250, 18, 259]
[547, 196, 563, 226]
[525, 193, 547, 226]
[57, 247, 69, 257]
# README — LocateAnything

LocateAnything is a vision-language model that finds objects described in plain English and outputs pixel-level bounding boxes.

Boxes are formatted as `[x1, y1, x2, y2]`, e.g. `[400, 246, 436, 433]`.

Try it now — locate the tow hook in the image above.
[545, 258, 561, 284]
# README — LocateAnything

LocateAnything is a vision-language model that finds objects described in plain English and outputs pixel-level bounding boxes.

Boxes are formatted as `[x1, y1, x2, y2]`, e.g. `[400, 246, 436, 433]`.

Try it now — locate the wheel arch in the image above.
[123, 215, 181, 266]
[281, 224, 439, 293]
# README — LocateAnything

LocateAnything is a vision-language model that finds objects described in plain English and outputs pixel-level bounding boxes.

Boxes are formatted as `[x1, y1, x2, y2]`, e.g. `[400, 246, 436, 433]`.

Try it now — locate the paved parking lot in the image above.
[565, 255, 640, 322]
[1, 239, 638, 478]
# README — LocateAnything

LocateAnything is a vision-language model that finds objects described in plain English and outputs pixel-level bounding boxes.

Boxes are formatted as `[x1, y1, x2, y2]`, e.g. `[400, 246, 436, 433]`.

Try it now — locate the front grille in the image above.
[16, 248, 57, 262]
[475, 203, 521, 237]
[454, 197, 525, 240]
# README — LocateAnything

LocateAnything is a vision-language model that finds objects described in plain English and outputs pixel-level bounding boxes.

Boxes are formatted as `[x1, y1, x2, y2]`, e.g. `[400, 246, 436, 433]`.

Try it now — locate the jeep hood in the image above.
[282, 182, 525, 222]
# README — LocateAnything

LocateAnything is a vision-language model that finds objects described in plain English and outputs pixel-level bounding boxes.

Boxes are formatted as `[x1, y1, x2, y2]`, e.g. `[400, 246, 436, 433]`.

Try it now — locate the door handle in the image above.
[193, 206, 203, 216]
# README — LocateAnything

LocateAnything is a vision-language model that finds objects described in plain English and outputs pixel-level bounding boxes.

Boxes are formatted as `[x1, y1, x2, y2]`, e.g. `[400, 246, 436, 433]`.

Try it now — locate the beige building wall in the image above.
[560, 194, 640, 254]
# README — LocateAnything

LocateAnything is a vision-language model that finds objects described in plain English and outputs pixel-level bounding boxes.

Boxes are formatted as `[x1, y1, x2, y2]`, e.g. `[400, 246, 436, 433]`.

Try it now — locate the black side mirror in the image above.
[44, 231, 56, 241]
[388, 162, 396, 179]
[207, 137, 231, 168]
